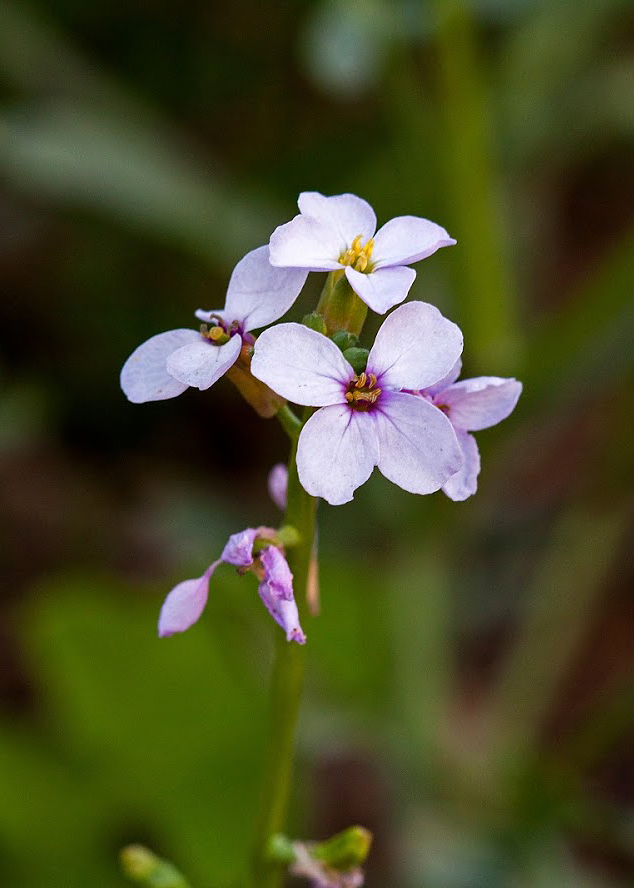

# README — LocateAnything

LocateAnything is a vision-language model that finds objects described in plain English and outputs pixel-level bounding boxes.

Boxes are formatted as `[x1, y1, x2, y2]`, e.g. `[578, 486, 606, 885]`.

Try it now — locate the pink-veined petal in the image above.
[344, 265, 415, 314]
[268, 463, 288, 511]
[120, 329, 200, 403]
[258, 546, 305, 643]
[442, 429, 480, 501]
[221, 527, 259, 567]
[269, 214, 342, 271]
[158, 561, 220, 637]
[372, 215, 456, 268]
[222, 245, 308, 331]
[166, 335, 241, 391]
[374, 391, 462, 495]
[440, 377, 522, 431]
[251, 323, 350, 406]
[298, 191, 376, 246]
[368, 301, 463, 391]
[297, 405, 378, 505]
[424, 357, 463, 397]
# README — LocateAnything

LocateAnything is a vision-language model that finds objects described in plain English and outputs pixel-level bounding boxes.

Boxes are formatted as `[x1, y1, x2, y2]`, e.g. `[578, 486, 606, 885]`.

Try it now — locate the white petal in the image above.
[297, 405, 378, 505]
[222, 245, 308, 331]
[372, 215, 456, 268]
[251, 323, 351, 406]
[373, 391, 463, 495]
[120, 329, 200, 403]
[424, 357, 463, 397]
[268, 214, 342, 271]
[297, 191, 376, 245]
[344, 265, 415, 314]
[157, 562, 220, 637]
[166, 335, 241, 391]
[441, 377, 522, 431]
[442, 430, 480, 501]
[367, 301, 463, 391]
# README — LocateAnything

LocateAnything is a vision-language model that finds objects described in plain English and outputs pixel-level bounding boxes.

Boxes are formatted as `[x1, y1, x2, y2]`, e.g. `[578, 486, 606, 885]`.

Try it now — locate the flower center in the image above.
[344, 372, 382, 411]
[339, 234, 374, 273]
[200, 318, 249, 346]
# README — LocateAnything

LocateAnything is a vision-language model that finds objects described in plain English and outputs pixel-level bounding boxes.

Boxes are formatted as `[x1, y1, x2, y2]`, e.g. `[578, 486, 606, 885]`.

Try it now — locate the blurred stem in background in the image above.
[250, 417, 317, 888]
[432, 0, 521, 372]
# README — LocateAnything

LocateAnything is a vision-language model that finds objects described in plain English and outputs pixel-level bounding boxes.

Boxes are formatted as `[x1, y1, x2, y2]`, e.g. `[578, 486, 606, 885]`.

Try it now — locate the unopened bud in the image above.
[332, 331, 359, 352]
[342, 347, 369, 375]
[312, 826, 373, 870]
[302, 312, 328, 335]
[120, 845, 191, 887]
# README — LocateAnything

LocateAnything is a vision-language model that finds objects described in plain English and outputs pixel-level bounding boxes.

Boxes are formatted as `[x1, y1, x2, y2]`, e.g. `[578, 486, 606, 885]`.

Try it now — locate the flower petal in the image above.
[372, 215, 456, 268]
[424, 357, 462, 397]
[374, 391, 463, 495]
[221, 527, 259, 567]
[120, 329, 200, 403]
[259, 546, 305, 643]
[157, 562, 220, 637]
[166, 335, 241, 391]
[221, 245, 308, 331]
[367, 301, 463, 391]
[268, 463, 288, 511]
[440, 377, 522, 431]
[251, 323, 350, 406]
[344, 265, 415, 314]
[297, 405, 378, 505]
[298, 191, 376, 245]
[269, 214, 342, 271]
[442, 430, 480, 501]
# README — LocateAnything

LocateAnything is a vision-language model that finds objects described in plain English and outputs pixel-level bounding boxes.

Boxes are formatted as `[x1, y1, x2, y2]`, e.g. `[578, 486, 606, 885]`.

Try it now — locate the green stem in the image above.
[250, 420, 317, 888]
[276, 404, 302, 439]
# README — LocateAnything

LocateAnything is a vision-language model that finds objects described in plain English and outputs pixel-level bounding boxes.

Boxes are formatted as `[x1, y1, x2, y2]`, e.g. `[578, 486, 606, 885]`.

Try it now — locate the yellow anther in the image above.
[338, 234, 375, 273]
[345, 391, 354, 402]
[355, 372, 367, 389]
[367, 373, 377, 389]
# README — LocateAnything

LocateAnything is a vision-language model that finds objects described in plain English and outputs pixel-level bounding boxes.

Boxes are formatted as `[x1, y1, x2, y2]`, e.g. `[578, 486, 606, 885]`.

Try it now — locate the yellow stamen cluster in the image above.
[339, 234, 375, 273]
[345, 372, 381, 410]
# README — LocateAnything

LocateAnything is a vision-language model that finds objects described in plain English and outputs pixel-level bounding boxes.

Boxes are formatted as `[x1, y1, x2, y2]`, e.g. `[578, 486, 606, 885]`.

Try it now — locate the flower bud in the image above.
[302, 312, 328, 335]
[120, 845, 191, 888]
[312, 826, 373, 870]
[331, 331, 359, 352]
[342, 347, 369, 375]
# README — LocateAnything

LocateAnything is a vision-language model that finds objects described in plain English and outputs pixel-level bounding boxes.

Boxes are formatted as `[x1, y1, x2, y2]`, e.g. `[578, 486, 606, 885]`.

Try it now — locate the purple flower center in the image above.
[344, 371, 382, 411]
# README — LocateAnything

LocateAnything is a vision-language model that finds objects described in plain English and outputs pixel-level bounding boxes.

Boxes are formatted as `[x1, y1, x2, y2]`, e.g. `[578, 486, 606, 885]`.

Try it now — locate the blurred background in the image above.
[1, 0, 633, 885]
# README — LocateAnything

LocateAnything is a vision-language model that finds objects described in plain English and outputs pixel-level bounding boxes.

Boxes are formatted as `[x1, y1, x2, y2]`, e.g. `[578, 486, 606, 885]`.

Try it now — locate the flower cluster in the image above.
[121, 191, 522, 641]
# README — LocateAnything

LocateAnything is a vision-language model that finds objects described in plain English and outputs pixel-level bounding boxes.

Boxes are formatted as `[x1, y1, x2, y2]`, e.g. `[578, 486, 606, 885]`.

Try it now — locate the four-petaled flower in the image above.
[251, 301, 465, 505]
[420, 360, 522, 501]
[120, 246, 307, 403]
[158, 526, 305, 643]
[268, 192, 456, 314]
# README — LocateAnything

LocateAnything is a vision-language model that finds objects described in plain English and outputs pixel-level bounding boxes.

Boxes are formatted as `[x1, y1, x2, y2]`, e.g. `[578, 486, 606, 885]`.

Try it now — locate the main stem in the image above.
[250, 427, 317, 888]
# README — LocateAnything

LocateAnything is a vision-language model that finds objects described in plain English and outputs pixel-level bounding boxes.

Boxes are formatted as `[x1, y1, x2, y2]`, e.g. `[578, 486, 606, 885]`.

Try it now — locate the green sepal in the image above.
[276, 524, 301, 548]
[342, 347, 369, 374]
[331, 331, 359, 352]
[302, 312, 328, 335]
[311, 826, 373, 869]
[267, 833, 296, 864]
[120, 845, 192, 888]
